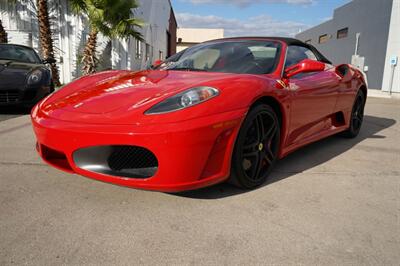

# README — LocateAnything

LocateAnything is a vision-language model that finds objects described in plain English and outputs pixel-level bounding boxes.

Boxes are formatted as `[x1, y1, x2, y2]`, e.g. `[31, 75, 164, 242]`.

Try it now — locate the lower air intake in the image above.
[73, 145, 158, 178]
[107, 146, 158, 171]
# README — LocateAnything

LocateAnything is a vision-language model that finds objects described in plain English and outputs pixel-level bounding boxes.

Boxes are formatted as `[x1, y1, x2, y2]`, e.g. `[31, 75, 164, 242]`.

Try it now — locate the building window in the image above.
[337, 27, 348, 39]
[135, 39, 142, 59]
[145, 43, 151, 61]
[305, 39, 312, 44]
[319, 34, 329, 44]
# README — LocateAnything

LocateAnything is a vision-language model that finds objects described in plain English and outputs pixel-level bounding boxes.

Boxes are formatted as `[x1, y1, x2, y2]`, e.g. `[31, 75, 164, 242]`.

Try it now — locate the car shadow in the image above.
[173, 115, 396, 199]
[0, 106, 32, 115]
[0, 106, 32, 122]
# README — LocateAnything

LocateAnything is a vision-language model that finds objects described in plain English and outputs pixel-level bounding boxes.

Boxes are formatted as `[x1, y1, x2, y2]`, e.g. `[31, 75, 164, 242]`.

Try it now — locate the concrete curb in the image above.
[368, 89, 400, 99]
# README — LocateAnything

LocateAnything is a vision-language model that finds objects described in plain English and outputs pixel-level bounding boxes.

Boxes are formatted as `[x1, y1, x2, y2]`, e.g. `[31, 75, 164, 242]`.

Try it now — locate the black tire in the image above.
[230, 104, 280, 189]
[340, 90, 365, 138]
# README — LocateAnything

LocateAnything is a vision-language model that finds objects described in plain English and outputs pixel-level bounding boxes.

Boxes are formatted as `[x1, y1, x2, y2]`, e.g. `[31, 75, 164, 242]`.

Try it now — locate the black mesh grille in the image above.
[23, 90, 37, 101]
[107, 145, 158, 171]
[0, 90, 19, 103]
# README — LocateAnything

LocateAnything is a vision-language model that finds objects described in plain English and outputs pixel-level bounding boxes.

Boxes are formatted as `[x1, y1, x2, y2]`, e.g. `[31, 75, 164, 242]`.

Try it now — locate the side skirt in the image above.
[279, 123, 348, 159]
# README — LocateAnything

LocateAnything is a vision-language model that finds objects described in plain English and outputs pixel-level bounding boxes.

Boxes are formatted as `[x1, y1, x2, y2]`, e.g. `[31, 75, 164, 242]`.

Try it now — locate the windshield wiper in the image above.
[168, 67, 208, 72]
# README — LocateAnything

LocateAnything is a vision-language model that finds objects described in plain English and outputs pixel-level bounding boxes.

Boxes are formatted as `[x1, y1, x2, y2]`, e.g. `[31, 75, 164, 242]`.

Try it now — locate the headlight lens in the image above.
[145, 86, 219, 114]
[27, 69, 43, 85]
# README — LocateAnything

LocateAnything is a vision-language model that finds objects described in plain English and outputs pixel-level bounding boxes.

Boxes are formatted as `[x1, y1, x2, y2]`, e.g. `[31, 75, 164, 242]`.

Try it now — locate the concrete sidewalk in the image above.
[0, 97, 399, 265]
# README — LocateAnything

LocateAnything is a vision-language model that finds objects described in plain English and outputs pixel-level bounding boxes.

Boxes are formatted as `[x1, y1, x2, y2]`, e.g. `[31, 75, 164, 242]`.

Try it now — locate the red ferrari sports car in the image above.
[31, 37, 367, 192]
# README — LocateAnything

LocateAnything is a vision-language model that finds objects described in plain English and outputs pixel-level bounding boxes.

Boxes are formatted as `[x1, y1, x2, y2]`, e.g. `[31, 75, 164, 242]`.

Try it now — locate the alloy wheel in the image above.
[240, 111, 279, 182]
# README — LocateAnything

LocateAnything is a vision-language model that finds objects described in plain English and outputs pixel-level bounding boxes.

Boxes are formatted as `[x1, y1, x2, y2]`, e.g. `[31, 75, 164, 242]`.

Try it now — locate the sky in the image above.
[171, 0, 351, 37]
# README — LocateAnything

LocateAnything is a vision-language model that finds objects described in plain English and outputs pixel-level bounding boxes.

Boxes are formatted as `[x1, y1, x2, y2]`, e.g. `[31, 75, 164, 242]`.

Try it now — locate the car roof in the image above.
[0, 43, 36, 50]
[207, 36, 306, 46]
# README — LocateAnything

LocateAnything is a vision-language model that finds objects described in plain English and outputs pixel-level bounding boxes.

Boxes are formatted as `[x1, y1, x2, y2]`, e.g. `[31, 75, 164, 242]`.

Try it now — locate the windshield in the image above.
[156, 40, 281, 74]
[0, 44, 41, 64]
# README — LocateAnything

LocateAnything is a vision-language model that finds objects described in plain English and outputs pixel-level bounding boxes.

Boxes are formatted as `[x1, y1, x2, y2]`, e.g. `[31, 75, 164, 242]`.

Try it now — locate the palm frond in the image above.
[69, 0, 87, 13]
[69, 0, 143, 74]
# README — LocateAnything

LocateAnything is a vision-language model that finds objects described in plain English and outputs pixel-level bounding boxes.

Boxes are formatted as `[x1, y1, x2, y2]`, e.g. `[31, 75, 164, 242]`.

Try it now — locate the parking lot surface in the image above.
[0, 97, 399, 265]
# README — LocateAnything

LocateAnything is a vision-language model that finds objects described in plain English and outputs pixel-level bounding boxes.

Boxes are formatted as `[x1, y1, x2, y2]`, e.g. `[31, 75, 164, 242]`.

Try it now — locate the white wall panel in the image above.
[382, 0, 400, 93]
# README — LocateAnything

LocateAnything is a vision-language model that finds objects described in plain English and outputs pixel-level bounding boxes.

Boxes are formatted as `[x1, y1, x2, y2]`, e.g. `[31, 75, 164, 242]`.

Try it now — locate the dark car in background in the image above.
[0, 44, 54, 107]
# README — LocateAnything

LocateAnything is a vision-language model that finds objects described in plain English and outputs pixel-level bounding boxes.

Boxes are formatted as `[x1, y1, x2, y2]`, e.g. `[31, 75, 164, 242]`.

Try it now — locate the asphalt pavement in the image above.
[0, 97, 399, 265]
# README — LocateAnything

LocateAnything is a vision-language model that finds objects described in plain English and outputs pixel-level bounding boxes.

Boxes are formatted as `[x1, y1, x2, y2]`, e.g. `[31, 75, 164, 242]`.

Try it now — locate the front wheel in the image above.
[340, 90, 365, 138]
[230, 104, 280, 189]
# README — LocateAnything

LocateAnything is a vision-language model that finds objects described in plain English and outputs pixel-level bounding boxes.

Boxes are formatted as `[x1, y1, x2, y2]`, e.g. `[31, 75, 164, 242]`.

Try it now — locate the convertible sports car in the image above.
[31, 37, 367, 192]
[0, 44, 55, 107]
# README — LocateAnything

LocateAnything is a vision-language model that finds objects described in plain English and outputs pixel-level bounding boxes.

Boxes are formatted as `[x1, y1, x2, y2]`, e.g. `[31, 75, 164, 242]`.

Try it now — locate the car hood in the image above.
[41, 70, 236, 115]
[39, 69, 276, 124]
[0, 59, 43, 88]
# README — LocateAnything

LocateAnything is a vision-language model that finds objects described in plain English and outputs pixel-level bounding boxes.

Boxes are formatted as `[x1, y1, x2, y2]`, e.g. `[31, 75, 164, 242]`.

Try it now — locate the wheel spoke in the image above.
[243, 150, 259, 158]
[255, 114, 264, 142]
[265, 149, 274, 165]
[355, 99, 362, 112]
[250, 152, 263, 180]
[243, 141, 258, 150]
[357, 112, 363, 121]
[263, 122, 277, 142]
[358, 106, 364, 119]
[243, 141, 258, 157]
[352, 116, 362, 129]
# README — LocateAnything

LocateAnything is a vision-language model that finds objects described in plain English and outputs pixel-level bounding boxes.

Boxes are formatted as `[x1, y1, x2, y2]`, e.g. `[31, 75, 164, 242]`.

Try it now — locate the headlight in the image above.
[27, 69, 43, 85]
[145, 86, 219, 114]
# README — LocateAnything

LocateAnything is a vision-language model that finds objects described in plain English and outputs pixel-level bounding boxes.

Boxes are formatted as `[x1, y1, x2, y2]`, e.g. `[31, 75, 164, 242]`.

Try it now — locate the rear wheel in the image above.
[341, 90, 365, 138]
[230, 104, 280, 189]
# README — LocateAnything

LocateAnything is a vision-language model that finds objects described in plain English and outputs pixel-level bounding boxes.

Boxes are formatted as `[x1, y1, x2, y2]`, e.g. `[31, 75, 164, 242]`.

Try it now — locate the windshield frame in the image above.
[0, 44, 42, 64]
[156, 39, 283, 75]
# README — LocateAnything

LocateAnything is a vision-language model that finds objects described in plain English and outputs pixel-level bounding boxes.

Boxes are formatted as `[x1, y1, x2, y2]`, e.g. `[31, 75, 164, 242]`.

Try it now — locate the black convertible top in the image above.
[207, 36, 332, 65]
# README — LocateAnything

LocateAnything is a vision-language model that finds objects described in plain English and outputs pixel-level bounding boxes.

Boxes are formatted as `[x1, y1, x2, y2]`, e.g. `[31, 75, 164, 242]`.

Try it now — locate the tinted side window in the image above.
[285, 45, 317, 68]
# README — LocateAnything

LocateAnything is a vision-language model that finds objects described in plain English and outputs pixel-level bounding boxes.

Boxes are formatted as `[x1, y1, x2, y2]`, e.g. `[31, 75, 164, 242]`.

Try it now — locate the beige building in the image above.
[177, 28, 224, 52]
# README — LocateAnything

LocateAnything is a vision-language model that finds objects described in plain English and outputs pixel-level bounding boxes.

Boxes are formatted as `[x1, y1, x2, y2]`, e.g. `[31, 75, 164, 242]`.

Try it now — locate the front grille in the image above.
[107, 146, 158, 171]
[73, 145, 158, 179]
[23, 90, 37, 101]
[0, 90, 19, 103]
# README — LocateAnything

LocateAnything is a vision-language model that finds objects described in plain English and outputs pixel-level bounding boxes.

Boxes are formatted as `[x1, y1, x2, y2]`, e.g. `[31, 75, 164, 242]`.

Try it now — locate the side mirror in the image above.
[284, 59, 325, 78]
[152, 59, 163, 68]
[42, 58, 56, 64]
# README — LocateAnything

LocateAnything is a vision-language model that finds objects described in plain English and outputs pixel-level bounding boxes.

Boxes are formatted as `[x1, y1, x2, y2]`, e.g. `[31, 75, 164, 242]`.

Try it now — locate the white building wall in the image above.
[0, 0, 173, 84]
[382, 0, 400, 93]
[112, 0, 172, 71]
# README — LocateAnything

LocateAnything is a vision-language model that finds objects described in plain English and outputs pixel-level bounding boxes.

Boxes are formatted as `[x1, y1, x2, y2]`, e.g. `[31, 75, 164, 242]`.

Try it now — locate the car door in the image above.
[285, 45, 340, 146]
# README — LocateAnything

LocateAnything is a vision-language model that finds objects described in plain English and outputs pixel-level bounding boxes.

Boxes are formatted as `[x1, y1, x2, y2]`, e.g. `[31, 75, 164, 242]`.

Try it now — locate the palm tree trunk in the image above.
[37, 0, 61, 86]
[0, 20, 7, 43]
[82, 29, 98, 75]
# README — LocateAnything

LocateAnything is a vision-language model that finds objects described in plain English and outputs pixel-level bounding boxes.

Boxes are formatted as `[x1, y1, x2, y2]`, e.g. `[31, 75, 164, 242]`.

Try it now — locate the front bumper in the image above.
[31, 107, 246, 192]
[0, 85, 51, 106]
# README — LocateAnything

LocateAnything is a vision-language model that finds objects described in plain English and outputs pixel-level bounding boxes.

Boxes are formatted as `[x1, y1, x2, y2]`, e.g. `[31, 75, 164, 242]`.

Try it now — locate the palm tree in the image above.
[70, 0, 143, 75]
[36, 0, 61, 86]
[0, 20, 7, 43]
